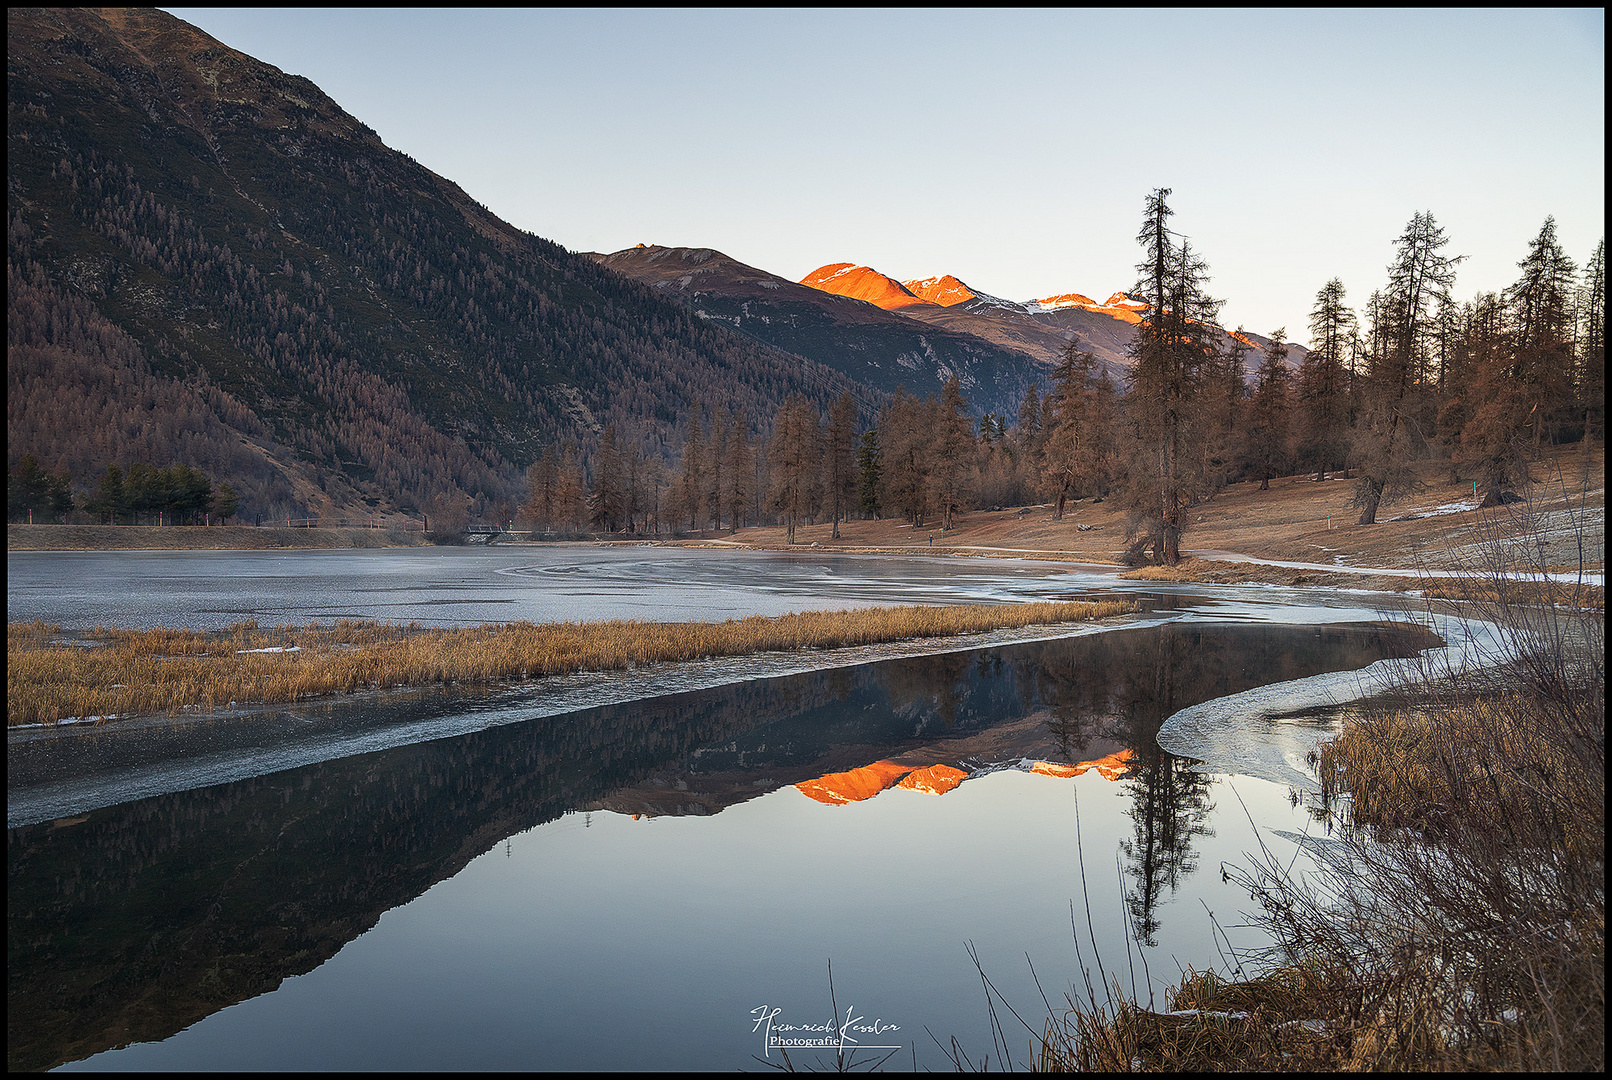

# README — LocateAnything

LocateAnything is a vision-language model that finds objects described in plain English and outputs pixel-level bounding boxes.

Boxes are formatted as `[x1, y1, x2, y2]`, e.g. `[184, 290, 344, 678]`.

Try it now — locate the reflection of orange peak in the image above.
[800, 263, 937, 311]
[902, 275, 977, 307]
[896, 764, 970, 795]
[795, 759, 916, 805]
[1029, 748, 1135, 782]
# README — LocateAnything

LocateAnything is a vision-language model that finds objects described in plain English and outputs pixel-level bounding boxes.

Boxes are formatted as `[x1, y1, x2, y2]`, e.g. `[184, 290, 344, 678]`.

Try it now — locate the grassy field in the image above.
[7, 598, 1135, 728]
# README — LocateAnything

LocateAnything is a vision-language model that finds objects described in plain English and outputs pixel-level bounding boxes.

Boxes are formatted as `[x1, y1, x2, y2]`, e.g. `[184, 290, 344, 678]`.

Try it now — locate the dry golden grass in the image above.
[7, 599, 1134, 728]
[1416, 576, 1604, 609]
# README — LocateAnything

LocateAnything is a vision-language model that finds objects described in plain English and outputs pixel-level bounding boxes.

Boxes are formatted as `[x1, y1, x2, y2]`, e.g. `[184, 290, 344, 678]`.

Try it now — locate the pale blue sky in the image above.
[165, 8, 1603, 344]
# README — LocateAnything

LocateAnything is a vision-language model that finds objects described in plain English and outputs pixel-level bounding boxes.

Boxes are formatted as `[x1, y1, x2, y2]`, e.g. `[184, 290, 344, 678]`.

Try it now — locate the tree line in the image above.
[7, 456, 240, 526]
[525, 190, 1602, 564]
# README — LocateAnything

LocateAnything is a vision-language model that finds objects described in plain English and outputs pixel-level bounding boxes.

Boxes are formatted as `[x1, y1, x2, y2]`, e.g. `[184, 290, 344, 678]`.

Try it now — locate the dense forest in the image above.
[520, 191, 1603, 564]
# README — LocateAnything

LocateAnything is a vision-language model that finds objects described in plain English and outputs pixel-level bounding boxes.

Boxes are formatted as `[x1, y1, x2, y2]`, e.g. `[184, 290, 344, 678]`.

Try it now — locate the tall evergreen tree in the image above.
[823, 393, 858, 539]
[878, 388, 932, 527]
[705, 404, 729, 531]
[1352, 211, 1461, 524]
[1044, 338, 1113, 518]
[767, 395, 821, 544]
[1577, 240, 1605, 445]
[589, 425, 627, 533]
[722, 410, 753, 532]
[678, 413, 704, 531]
[1119, 188, 1223, 564]
[1298, 279, 1356, 481]
[1244, 331, 1293, 490]
[929, 377, 974, 531]
[1506, 216, 1579, 449]
[856, 429, 882, 519]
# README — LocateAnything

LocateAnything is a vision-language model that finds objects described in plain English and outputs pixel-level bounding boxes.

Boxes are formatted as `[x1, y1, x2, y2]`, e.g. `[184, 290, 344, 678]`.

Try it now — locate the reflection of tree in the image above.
[1111, 626, 1217, 947]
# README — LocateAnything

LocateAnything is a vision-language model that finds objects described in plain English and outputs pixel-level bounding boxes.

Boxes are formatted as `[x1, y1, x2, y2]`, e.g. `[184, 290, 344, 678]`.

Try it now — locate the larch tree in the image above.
[1576, 239, 1605, 445]
[520, 443, 560, 532]
[1044, 337, 1111, 518]
[1352, 211, 1461, 524]
[677, 413, 704, 531]
[588, 424, 627, 533]
[1298, 279, 1355, 481]
[1506, 216, 1579, 450]
[766, 395, 821, 544]
[929, 376, 974, 531]
[878, 388, 932, 527]
[823, 392, 858, 539]
[722, 410, 753, 532]
[1244, 330, 1293, 490]
[1119, 188, 1223, 564]
[705, 404, 729, 532]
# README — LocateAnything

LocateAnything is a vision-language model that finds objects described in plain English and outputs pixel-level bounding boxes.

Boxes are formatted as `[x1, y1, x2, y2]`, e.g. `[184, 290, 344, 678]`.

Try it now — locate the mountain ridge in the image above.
[7, 7, 877, 520]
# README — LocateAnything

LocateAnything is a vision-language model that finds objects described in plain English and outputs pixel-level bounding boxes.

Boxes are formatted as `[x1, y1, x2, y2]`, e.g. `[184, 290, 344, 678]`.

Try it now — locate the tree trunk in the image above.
[1259, 475, 1270, 491]
[1357, 478, 1381, 525]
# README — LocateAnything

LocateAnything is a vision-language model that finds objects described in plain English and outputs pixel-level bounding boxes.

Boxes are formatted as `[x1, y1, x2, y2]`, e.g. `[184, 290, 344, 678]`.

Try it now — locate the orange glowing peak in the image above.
[795, 759, 916, 805]
[799, 263, 937, 311]
[901, 275, 978, 307]
[1029, 748, 1135, 782]
[895, 764, 970, 795]
[1026, 291, 1101, 311]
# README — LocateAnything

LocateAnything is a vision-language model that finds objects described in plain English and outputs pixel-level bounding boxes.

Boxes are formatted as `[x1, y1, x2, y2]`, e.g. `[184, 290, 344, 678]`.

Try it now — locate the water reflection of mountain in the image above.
[6, 621, 1433, 1071]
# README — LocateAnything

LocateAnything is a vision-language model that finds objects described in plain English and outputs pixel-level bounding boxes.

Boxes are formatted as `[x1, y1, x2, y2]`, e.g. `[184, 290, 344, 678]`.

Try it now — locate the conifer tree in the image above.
[1577, 240, 1605, 444]
[856, 429, 882, 519]
[1244, 331, 1293, 490]
[87, 464, 128, 525]
[1118, 188, 1223, 564]
[1352, 211, 1461, 524]
[705, 404, 729, 531]
[589, 425, 627, 532]
[1044, 338, 1113, 518]
[1298, 279, 1355, 480]
[678, 413, 704, 531]
[722, 410, 753, 532]
[767, 395, 821, 543]
[521, 444, 560, 532]
[823, 392, 858, 539]
[930, 377, 974, 531]
[878, 388, 931, 527]
[1506, 216, 1578, 449]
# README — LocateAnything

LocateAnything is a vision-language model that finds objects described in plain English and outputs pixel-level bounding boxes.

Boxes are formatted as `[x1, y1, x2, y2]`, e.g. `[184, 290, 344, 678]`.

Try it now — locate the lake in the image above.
[8, 547, 1447, 1070]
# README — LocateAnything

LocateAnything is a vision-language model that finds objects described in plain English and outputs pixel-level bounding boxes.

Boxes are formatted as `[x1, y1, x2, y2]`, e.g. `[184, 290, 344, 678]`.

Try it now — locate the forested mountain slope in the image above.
[7, 8, 874, 520]
[589, 245, 1038, 417]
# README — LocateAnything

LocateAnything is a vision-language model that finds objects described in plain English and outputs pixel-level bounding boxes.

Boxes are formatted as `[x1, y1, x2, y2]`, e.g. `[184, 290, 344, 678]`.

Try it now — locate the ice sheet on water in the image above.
[1157, 612, 1509, 791]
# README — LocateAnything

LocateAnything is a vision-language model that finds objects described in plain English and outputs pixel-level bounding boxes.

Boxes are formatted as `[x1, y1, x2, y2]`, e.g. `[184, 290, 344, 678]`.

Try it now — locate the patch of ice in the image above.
[236, 645, 301, 654]
[1157, 612, 1508, 791]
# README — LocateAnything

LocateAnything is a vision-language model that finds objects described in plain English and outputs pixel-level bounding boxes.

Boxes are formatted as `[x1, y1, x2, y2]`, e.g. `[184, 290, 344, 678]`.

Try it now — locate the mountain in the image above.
[801, 263, 1307, 381]
[6, 8, 875, 521]
[588, 245, 1041, 416]
[799, 262, 937, 311]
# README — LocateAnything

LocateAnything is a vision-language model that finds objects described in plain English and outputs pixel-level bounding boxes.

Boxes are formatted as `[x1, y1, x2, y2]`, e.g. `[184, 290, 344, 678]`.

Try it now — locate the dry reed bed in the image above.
[8, 599, 1134, 728]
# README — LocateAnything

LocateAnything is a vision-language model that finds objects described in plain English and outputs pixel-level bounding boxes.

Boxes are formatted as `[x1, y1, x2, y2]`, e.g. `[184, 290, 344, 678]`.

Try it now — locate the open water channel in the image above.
[8, 546, 1464, 1070]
